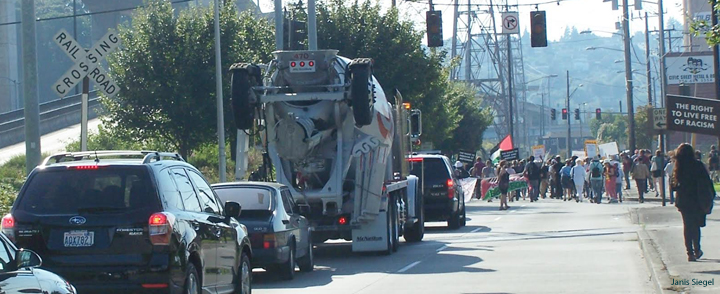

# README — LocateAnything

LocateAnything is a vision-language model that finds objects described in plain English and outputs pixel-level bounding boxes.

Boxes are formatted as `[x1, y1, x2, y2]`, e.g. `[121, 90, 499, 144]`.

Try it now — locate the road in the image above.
[0, 119, 101, 165]
[253, 198, 655, 294]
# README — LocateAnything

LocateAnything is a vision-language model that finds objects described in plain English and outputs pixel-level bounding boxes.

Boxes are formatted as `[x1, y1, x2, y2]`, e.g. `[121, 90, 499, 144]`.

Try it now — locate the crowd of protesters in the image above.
[453, 145, 720, 208]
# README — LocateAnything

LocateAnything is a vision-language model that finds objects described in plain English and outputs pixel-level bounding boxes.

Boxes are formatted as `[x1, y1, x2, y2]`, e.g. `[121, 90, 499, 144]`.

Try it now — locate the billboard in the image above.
[666, 55, 715, 85]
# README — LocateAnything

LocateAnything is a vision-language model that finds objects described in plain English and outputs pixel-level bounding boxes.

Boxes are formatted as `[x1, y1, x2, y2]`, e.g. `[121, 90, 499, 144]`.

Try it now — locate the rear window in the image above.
[17, 167, 157, 214]
[213, 187, 273, 211]
[409, 158, 450, 180]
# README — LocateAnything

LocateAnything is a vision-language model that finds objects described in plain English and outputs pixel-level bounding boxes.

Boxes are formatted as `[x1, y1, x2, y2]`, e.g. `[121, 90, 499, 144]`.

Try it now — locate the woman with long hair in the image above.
[497, 160, 511, 211]
[671, 143, 715, 261]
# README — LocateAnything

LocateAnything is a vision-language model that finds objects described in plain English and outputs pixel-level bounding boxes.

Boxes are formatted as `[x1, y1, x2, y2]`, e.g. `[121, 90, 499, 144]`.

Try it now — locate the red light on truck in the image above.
[309, 61, 315, 67]
[338, 216, 348, 225]
[300, 61, 306, 67]
[290, 61, 297, 67]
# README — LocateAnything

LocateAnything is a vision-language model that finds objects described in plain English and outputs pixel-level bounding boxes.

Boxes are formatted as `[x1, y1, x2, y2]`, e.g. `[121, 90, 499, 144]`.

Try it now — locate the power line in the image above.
[0, 0, 194, 27]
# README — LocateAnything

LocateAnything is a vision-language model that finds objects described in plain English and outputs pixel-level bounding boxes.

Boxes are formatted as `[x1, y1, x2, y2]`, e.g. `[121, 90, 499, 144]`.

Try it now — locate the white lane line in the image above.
[510, 210, 518, 213]
[493, 217, 502, 221]
[521, 204, 527, 207]
[471, 228, 483, 233]
[436, 245, 448, 252]
[397, 261, 422, 273]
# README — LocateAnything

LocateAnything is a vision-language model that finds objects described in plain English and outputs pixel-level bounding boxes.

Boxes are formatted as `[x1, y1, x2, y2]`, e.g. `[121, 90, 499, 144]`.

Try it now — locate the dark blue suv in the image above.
[3, 151, 253, 294]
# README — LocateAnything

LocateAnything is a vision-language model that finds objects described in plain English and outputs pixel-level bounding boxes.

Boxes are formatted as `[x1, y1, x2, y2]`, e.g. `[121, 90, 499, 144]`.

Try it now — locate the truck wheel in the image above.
[404, 197, 424, 242]
[391, 199, 399, 252]
[230, 63, 260, 130]
[349, 59, 373, 126]
[298, 232, 314, 272]
[382, 202, 394, 255]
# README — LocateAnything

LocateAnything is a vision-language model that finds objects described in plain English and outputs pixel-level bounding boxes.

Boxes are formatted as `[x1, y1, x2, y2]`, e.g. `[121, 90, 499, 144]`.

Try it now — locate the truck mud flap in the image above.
[351, 210, 389, 252]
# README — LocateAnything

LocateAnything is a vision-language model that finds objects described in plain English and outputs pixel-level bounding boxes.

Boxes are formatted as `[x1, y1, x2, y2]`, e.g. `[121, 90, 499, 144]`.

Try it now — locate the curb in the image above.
[631, 209, 680, 294]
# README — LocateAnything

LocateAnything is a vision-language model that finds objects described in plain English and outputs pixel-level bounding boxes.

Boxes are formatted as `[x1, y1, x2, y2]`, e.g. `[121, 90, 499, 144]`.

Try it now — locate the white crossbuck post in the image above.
[51, 29, 121, 151]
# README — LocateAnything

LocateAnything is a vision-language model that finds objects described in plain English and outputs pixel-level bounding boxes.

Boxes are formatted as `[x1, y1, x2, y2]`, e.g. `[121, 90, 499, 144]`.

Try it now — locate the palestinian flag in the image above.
[490, 135, 513, 164]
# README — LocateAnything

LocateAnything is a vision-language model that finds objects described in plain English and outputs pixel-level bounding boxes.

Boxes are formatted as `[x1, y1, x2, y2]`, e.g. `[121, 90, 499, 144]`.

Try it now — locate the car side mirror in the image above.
[297, 204, 311, 216]
[224, 201, 242, 219]
[15, 249, 42, 269]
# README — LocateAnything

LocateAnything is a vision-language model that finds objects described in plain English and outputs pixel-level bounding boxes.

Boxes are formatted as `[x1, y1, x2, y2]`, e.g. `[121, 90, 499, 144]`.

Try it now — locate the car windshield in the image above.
[213, 187, 273, 211]
[17, 167, 156, 214]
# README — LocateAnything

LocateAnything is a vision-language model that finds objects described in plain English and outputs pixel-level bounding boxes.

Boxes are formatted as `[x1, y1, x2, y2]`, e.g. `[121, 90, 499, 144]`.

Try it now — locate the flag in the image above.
[490, 135, 513, 164]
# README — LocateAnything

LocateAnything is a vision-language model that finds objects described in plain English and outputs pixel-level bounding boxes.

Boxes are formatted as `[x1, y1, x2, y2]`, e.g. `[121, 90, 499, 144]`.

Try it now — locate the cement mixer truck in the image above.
[229, 50, 424, 253]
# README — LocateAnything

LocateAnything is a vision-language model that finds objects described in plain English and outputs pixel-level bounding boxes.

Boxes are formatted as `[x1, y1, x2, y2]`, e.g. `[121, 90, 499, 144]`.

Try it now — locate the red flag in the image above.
[499, 135, 513, 151]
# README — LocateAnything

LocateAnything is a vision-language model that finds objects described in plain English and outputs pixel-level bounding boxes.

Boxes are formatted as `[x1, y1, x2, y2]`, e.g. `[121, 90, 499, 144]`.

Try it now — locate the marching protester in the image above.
[651, 150, 666, 198]
[615, 162, 624, 203]
[472, 157, 485, 178]
[552, 156, 564, 199]
[524, 156, 541, 202]
[670, 143, 716, 262]
[588, 156, 604, 204]
[622, 152, 633, 190]
[604, 160, 618, 203]
[631, 156, 651, 203]
[454, 161, 470, 179]
[497, 160, 512, 211]
[482, 160, 496, 178]
[708, 145, 719, 183]
[571, 159, 586, 202]
[665, 155, 675, 204]
[560, 159, 573, 201]
[540, 160, 551, 199]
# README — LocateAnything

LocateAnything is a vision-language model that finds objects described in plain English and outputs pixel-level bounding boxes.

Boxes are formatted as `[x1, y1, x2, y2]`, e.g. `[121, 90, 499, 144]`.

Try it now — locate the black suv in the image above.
[3, 151, 253, 294]
[407, 154, 466, 229]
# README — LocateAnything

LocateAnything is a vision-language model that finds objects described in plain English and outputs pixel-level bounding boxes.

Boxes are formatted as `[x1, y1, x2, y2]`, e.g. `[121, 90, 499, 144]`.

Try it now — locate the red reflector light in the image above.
[300, 61, 306, 67]
[1, 214, 14, 229]
[290, 61, 297, 67]
[149, 213, 167, 225]
[338, 216, 348, 225]
[141, 284, 168, 289]
[309, 61, 315, 66]
[69, 165, 100, 170]
[406, 158, 423, 162]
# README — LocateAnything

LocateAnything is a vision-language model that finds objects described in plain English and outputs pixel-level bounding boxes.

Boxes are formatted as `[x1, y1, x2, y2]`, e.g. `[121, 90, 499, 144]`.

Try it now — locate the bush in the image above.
[64, 124, 173, 152]
[187, 143, 264, 183]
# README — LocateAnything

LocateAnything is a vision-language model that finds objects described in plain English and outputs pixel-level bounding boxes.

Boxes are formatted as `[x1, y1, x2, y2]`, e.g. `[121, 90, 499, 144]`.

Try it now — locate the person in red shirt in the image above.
[472, 157, 485, 177]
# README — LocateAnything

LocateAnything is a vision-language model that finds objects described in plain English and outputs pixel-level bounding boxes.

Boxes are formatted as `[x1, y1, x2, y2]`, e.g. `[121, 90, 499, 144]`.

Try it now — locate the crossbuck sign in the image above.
[52, 29, 120, 98]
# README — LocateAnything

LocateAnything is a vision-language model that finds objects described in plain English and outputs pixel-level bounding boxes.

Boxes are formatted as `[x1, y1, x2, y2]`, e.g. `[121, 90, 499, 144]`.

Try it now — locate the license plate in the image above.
[63, 230, 94, 247]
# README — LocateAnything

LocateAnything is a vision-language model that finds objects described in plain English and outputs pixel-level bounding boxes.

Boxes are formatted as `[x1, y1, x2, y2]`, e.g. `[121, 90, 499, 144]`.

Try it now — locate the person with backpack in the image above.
[588, 156, 604, 204]
[560, 159, 573, 201]
[571, 159, 587, 202]
[524, 156, 541, 202]
[671, 143, 716, 261]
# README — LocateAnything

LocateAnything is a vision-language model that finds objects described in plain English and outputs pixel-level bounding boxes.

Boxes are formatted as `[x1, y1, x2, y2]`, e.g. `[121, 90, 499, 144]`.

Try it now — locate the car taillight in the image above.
[447, 179, 455, 199]
[406, 158, 423, 162]
[68, 165, 102, 170]
[1, 214, 14, 241]
[263, 234, 276, 249]
[149, 212, 173, 245]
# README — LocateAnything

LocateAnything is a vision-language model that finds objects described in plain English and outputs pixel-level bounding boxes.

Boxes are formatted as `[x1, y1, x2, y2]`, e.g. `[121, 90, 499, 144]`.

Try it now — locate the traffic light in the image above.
[550, 108, 556, 120]
[596, 108, 602, 119]
[574, 108, 580, 120]
[530, 11, 547, 48]
[426, 11, 443, 47]
[284, 19, 306, 50]
[562, 108, 568, 120]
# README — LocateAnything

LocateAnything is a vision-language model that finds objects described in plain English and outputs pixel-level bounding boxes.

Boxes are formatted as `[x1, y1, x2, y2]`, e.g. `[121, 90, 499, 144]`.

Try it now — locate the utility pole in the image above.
[308, 0, 317, 50]
[275, 0, 283, 50]
[622, 0, 636, 155]
[657, 0, 668, 206]
[712, 0, 720, 149]
[644, 12, 652, 106]
[22, 0, 41, 174]
[566, 71, 571, 159]
[465, 0, 471, 81]
[214, 0, 226, 182]
[450, 0, 458, 80]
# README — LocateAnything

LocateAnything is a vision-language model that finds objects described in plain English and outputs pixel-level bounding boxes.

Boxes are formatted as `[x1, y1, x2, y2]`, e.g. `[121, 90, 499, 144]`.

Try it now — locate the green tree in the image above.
[311, 0, 457, 146]
[103, 0, 274, 158]
[439, 82, 494, 153]
[634, 105, 655, 150]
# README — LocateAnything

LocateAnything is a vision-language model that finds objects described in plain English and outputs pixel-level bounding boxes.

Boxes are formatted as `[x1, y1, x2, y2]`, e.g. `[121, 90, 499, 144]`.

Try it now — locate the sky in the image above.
[258, 0, 686, 41]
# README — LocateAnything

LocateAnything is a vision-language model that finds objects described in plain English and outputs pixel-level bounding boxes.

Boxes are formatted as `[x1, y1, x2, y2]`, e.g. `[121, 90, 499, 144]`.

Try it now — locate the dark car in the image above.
[2, 151, 253, 294]
[211, 182, 313, 280]
[407, 154, 466, 229]
[0, 232, 77, 294]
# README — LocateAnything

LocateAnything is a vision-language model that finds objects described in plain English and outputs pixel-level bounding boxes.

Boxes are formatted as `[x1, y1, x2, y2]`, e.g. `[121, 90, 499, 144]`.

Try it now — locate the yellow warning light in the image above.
[402, 102, 411, 110]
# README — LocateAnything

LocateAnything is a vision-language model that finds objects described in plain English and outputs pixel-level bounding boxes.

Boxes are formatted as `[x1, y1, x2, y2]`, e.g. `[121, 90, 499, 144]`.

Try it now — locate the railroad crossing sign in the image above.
[51, 29, 120, 98]
[653, 108, 667, 130]
[501, 12, 519, 34]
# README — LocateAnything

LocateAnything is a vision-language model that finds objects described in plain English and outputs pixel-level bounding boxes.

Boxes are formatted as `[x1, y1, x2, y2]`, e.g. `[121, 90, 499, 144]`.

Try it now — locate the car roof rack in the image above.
[41, 150, 185, 166]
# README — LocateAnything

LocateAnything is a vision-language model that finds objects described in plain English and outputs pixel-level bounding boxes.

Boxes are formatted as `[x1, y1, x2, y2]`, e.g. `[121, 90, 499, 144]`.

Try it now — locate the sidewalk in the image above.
[633, 195, 720, 293]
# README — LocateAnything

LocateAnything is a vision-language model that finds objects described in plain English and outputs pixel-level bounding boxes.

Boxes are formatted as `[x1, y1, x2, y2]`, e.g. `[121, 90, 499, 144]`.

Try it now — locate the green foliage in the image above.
[103, 0, 274, 158]
[186, 143, 264, 184]
[634, 105, 655, 150]
[438, 82, 494, 153]
[591, 114, 627, 146]
[64, 124, 173, 152]
[311, 0, 457, 146]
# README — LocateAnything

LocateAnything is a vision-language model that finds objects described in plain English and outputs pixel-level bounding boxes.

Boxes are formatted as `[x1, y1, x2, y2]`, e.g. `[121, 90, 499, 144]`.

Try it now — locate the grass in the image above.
[715, 183, 720, 192]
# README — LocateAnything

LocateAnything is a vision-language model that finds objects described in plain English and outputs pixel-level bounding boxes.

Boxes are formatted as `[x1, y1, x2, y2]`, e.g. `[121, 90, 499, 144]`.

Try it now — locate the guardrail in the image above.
[0, 91, 102, 148]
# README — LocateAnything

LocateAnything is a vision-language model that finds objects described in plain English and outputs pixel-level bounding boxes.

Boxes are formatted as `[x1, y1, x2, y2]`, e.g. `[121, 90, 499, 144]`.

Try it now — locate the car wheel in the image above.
[460, 198, 467, 227]
[185, 263, 200, 294]
[298, 232, 314, 272]
[279, 243, 295, 280]
[448, 207, 461, 230]
[235, 252, 252, 294]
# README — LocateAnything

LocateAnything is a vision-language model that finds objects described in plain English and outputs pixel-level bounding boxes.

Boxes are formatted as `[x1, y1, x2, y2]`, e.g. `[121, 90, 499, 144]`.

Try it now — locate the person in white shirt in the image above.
[664, 156, 675, 204]
[571, 159, 587, 202]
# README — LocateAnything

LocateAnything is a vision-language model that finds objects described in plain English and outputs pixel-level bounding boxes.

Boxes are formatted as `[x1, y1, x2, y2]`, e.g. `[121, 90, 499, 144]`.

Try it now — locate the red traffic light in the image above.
[562, 109, 568, 114]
